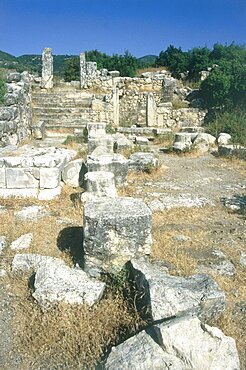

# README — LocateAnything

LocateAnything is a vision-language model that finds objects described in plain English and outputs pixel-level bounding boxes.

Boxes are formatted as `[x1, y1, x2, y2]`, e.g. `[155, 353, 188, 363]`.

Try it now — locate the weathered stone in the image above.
[240, 252, 246, 268]
[41, 48, 53, 89]
[217, 132, 232, 145]
[6, 72, 21, 83]
[146, 93, 157, 126]
[108, 71, 120, 78]
[14, 205, 51, 221]
[218, 144, 246, 157]
[87, 153, 128, 186]
[87, 122, 106, 137]
[0, 168, 6, 188]
[62, 159, 84, 188]
[129, 258, 226, 322]
[83, 197, 152, 271]
[135, 136, 149, 146]
[12, 253, 65, 272]
[173, 133, 192, 151]
[0, 236, 7, 255]
[113, 133, 133, 151]
[105, 316, 239, 370]
[40, 167, 60, 189]
[38, 186, 62, 200]
[112, 87, 120, 127]
[32, 120, 45, 140]
[163, 77, 176, 102]
[10, 233, 33, 250]
[128, 152, 158, 172]
[6, 168, 39, 188]
[86, 61, 97, 79]
[88, 135, 114, 154]
[33, 260, 105, 307]
[80, 52, 86, 88]
[82, 171, 117, 201]
[193, 133, 216, 151]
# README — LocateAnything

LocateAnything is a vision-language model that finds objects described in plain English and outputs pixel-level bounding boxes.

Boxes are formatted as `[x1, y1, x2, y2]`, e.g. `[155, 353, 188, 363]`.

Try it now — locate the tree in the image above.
[187, 47, 211, 80]
[63, 57, 80, 82]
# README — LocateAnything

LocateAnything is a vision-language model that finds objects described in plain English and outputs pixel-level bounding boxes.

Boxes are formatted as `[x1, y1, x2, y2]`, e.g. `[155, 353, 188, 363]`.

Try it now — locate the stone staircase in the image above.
[32, 89, 96, 137]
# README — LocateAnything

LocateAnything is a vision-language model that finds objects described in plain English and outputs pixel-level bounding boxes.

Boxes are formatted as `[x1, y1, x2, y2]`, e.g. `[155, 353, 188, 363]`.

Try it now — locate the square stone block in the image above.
[40, 168, 61, 189]
[6, 168, 39, 188]
[83, 197, 152, 271]
[88, 135, 114, 154]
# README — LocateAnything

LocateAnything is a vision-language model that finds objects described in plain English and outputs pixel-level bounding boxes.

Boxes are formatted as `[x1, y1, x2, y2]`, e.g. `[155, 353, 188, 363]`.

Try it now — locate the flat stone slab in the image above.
[10, 233, 33, 250]
[82, 171, 117, 201]
[105, 316, 239, 370]
[12, 253, 66, 272]
[83, 197, 152, 271]
[14, 205, 51, 221]
[33, 259, 105, 307]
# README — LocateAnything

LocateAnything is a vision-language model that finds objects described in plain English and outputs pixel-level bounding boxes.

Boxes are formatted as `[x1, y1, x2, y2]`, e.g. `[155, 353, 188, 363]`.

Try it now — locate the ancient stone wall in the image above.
[0, 72, 32, 146]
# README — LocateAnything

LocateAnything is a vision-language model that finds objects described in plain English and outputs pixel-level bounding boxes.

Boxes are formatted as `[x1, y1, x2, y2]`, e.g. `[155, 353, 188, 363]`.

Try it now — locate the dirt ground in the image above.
[0, 147, 245, 369]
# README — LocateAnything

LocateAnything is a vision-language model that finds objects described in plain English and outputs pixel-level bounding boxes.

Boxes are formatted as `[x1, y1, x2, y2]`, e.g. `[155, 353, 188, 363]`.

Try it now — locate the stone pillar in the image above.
[41, 48, 53, 89]
[86, 62, 97, 79]
[146, 93, 157, 127]
[112, 87, 119, 127]
[80, 52, 87, 88]
[163, 77, 176, 102]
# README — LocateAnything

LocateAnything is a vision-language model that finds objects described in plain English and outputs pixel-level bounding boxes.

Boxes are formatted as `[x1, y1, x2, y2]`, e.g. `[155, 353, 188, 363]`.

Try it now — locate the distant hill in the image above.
[137, 55, 157, 67]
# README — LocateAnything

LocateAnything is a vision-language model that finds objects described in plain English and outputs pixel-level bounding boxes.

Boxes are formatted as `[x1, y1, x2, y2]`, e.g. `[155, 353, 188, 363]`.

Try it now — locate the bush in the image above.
[0, 72, 6, 106]
[63, 57, 80, 82]
[206, 110, 246, 146]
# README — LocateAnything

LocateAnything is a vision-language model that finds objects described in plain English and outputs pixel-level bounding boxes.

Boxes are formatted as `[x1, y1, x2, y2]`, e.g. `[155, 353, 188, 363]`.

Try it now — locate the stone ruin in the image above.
[0, 48, 242, 368]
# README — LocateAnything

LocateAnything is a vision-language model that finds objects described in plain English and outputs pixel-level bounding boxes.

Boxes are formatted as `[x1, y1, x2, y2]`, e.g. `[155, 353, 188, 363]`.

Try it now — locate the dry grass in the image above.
[10, 273, 141, 369]
[151, 206, 246, 368]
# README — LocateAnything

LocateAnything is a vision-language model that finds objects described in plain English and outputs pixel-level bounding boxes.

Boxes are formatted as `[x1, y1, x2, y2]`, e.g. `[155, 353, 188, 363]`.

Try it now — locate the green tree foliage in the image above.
[156, 45, 189, 78]
[108, 51, 139, 77]
[63, 57, 80, 82]
[0, 72, 6, 106]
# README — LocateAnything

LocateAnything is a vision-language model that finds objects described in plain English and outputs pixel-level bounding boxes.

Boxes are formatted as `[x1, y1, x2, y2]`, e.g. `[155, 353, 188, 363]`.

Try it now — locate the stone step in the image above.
[32, 107, 93, 115]
[32, 98, 92, 106]
[32, 101, 92, 108]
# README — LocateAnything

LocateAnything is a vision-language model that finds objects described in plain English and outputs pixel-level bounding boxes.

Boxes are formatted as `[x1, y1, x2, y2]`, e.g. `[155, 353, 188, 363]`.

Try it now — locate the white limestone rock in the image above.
[129, 258, 226, 322]
[38, 185, 62, 200]
[105, 316, 240, 370]
[83, 197, 152, 272]
[128, 152, 158, 172]
[12, 253, 65, 272]
[217, 132, 232, 145]
[172, 133, 192, 151]
[193, 133, 216, 152]
[61, 159, 84, 188]
[88, 134, 114, 154]
[10, 233, 33, 250]
[113, 133, 133, 151]
[87, 122, 106, 137]
[14, 205, 50, 221]
[135, 137, 149, 146]
[33, 260, 105, 307]
[82, 171, 117, 202]
[0, 236, 7, 255]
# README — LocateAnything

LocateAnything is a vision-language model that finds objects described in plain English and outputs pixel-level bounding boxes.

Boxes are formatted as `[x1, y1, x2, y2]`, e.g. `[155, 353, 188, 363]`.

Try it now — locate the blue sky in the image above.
[1, 0, 245, 57]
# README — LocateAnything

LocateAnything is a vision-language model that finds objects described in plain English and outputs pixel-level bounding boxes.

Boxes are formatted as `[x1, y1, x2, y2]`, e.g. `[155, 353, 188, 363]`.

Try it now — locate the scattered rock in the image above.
[172, 133, 192, 151]
[10, 233, 33, 250]
[82, 171, 117, 202]
[61, 159, 85, 188]
[221, 195, 246, 212]
[33, 260, 105, 307]
[0, 236, 7, 254]
[12, 253, 65, 272]
[218, 132, 231, 145]
[172, 234, 190, 242]
[128, 152, 158, 172]
[129, 258, 226, 322]
[240, 252, 246, 268]
[135, 137, 149, 146]
[0, 269, 7, 277]
[14, 205, 51, 221]
[148, 194, 213, 211]
[113, 133, 133, 151]
[105, 316, 239, 370]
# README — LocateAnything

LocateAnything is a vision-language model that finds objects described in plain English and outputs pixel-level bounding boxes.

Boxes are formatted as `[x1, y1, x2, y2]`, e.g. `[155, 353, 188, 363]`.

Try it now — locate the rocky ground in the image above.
[0, 146, 245, 369]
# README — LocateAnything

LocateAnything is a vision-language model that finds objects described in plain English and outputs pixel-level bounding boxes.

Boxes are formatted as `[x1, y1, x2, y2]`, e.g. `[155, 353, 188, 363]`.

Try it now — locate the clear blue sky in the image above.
[1, 0, 245, 57]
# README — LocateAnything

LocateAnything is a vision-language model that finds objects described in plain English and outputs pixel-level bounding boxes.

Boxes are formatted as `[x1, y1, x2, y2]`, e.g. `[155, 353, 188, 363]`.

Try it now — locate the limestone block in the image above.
[217, 132, 231, 145]
[86, 61, 97, 79]
[0, 168, 6, 188]
[62, 159, 85, 188]
[82, 171, 117, 201]
[88, 135, 114, 154]
[39, 167, 60, 189]
[108, 71, 120, 78]
[173, 133, 192, 151]
[7, 72, 21, 83]
[33, 260, 105, 307]
[0, 188, 38, 198]
[33, 120, 45, 140]
[128, 152, 158, 172]
[146, 93, 157, 127]
[135, 136, 149, 146]
[10, 233, 33, 250]
[12, 253, 65, 272]
[83, 197, 152, 271]
[113, 133, 133, 151]
[41, 47, 53, 89]
[6, 168, 39, 188]
[87, 122, 106, 137]
[105, 316, 239, 370]
[0, 236, 7, 255]
[129, 258, 226, 322]
[38, 185, 62, 200]
[87, 153, 128, 186]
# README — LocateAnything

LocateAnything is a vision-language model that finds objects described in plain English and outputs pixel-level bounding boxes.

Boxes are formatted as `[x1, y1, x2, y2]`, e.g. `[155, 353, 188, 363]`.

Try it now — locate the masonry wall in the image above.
[0, 72, 32, 146]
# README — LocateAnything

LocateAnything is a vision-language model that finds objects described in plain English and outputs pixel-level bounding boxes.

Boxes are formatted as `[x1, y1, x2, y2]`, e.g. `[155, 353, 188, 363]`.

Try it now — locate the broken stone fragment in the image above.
[82, 171, 117, 202]
[12, 253, 65, 272]
[105, 316, 240, 370]
[61, 158, 85, 188]
[33, 259, 105, 307]
[10, 233, 33, 250]
[128, 152, 158, 172]
[83, 197, 152, 272]
[128, 258, 226, 322]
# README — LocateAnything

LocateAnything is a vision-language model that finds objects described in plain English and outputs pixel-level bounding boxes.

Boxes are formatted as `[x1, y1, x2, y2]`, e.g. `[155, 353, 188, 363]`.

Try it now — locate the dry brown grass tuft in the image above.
[11, 273, 141, 370]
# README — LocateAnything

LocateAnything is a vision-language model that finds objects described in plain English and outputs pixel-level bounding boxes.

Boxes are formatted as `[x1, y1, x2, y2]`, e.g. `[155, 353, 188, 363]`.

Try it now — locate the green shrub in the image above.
[206, 110, 246, 146]
[0, 72, 6, 106]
